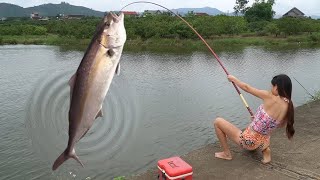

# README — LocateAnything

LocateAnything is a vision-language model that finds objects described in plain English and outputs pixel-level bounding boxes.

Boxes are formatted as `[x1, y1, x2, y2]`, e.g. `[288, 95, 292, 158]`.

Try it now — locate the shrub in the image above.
[309, 33, 320, 42]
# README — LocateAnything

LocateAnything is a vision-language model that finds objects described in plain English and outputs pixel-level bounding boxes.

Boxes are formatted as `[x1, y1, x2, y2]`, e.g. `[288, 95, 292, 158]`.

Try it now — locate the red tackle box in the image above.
[157, 156, 193, 180]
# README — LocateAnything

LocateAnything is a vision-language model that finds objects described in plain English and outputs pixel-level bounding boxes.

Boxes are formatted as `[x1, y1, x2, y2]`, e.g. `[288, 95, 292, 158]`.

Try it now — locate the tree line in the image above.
[0, 0, 320, 40]
[1, 16, 319, 39]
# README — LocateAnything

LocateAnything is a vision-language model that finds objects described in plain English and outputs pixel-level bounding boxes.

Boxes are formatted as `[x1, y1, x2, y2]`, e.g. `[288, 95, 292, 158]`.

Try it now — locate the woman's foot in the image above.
[215, 152, 232, 160]
[261, 147, 271, 164]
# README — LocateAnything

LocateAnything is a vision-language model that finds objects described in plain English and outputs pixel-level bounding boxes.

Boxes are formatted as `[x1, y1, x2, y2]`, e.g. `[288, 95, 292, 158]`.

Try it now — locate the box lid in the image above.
[158, 156, 193, 178]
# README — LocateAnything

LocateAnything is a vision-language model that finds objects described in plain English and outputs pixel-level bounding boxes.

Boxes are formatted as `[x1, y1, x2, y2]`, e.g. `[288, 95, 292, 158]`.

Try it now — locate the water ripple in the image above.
[25, 69, 139, 175]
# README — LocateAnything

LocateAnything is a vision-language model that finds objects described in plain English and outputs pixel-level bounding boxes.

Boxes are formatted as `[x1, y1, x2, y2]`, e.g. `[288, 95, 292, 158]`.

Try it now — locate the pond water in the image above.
[0, 45, 320, 179]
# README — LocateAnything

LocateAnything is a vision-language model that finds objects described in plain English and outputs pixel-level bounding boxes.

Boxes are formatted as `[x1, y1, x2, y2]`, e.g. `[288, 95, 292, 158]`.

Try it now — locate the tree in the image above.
[185, 11, 195, 18]
[277, 17, 302, 36]
[245, 0, 275, 22]
[264, 22, 280, 36]
[234, 0, 249, 16]
[267, 0, 275, 5]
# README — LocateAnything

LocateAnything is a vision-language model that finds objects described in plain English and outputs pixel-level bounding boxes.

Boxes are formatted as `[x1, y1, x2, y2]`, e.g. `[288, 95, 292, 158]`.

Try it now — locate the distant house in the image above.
[161, 11, 174, 16]
[122, 11, 139, 17]
[64, 15, 85, 20]
[195, 12, 209, 16]
[56, 14, 65, 19]
[283, 7, 305, 18]
[143, 10, 162, 16]
[39, 17, 49, 21]
[30, 12, 41, 20]
[1, 17, 7, 21]
[30, 12, 49, 20]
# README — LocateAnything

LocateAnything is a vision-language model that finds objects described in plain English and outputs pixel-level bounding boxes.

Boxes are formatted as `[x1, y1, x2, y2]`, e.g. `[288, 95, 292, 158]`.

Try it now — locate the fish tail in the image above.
[70, 149, 84, 168]
[52, 148, 84, 171]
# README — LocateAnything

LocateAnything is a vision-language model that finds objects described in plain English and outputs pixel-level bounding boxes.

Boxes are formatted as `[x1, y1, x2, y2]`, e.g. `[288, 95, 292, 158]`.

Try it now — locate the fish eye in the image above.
[107, 49, 115, 57]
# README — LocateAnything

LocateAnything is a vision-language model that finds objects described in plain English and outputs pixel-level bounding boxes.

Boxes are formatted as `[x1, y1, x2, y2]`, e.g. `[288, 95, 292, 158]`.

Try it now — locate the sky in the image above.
[1, 0, 319, 16]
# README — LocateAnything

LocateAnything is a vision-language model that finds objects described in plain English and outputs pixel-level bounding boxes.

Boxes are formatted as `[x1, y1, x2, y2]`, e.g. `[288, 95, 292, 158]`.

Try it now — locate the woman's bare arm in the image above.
[227, 75, 271, 100]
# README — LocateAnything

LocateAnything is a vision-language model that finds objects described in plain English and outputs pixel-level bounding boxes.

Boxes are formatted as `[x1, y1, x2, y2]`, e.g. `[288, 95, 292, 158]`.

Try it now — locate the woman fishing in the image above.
[213, 74, 295, 163]
[121, 1, 294, 164]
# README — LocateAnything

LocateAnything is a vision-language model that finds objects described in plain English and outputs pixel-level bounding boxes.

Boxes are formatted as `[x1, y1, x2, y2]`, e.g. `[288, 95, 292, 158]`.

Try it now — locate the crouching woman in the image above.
[213, 74, 295, 163]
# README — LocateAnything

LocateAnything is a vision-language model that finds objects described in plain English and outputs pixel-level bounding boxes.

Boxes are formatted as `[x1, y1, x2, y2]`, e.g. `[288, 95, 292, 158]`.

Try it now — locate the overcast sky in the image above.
[1, 0, 319, 16]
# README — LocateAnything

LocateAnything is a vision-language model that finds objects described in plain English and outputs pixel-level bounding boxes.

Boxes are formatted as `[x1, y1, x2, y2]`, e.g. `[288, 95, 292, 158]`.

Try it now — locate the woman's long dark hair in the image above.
[271, 74, 295, 139]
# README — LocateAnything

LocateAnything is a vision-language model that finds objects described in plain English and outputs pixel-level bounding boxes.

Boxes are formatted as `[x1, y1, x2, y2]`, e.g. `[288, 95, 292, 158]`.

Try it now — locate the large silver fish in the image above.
[52, 12, 126, 171]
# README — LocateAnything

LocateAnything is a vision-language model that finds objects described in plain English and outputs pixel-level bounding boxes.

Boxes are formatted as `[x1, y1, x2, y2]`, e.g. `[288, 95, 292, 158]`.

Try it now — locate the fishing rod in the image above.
[293, 77, 315, 100]
[121, 1, 254, 117]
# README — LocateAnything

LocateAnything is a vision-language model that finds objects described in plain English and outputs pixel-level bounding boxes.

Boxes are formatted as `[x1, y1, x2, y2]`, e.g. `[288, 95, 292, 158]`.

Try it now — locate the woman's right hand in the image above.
[227, 75, 237, 82]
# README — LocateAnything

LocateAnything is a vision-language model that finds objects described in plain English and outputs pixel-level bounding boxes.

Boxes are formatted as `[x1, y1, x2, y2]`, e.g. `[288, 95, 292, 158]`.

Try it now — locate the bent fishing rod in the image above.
[121, 1, 254, 117]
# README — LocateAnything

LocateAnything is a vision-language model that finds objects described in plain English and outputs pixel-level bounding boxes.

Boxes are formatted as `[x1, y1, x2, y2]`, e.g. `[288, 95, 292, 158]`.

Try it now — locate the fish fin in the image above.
[68, 74, 76, 87]
[52, 148, 83, 171]
[68, 74, 76, 103]
[70, 149, 84, 168]
[115, 63, 120, 76]
[95, 109, 103, 119]
[52, 150, 68, 171]
[78, 128, 90, 141]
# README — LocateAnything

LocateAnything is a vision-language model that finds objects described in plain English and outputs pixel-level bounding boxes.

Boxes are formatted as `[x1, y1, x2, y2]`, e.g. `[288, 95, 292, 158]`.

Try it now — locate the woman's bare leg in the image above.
[261, 147, 271, 164]
[213, 117, 242, 160]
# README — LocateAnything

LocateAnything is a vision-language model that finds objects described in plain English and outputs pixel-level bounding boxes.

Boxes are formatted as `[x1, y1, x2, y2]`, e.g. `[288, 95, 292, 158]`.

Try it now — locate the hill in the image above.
[1, 2, 319, 19]
[0, 3, 26, 17]
[171, 7, 225, 16]
[311, 15, 320, 19]
[0, 2, 104, 17]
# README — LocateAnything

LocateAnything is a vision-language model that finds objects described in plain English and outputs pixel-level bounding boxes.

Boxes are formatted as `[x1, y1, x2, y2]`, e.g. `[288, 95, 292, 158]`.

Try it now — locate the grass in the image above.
[1, 33, 320, 52]
[113, 176, 126, 180]
[123, 35, 320, 52]
[309, 33, 320, 43]
[306, 90, 320, 103]
[312, 91, 320, 101]
[0, 34, 90, 46]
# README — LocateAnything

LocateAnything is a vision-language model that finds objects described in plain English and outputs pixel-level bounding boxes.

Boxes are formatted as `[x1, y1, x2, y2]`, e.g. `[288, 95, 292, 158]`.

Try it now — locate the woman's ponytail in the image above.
[286, 100, 295, 139]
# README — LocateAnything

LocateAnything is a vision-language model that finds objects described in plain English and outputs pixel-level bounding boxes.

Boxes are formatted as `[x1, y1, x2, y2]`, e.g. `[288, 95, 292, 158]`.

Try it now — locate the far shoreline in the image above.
[1, 34, 320, 52]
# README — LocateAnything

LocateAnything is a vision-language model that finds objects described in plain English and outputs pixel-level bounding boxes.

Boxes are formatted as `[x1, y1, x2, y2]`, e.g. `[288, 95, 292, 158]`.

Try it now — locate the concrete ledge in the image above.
[129, 100, 320, 180]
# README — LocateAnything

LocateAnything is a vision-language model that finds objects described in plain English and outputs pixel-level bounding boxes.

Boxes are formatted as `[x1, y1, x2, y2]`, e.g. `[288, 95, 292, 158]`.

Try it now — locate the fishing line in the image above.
[293, 77, 315, 100]
[120, 1, 254, 116]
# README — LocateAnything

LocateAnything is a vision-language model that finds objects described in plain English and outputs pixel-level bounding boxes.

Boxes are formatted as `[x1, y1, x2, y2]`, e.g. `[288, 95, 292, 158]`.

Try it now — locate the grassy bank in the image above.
[1, 33, 320, 52]
[310, 91, 320, 101]
[316, 92, 320, 100]
[125, 33, 320, 51]
[0, 35, 90, 46]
